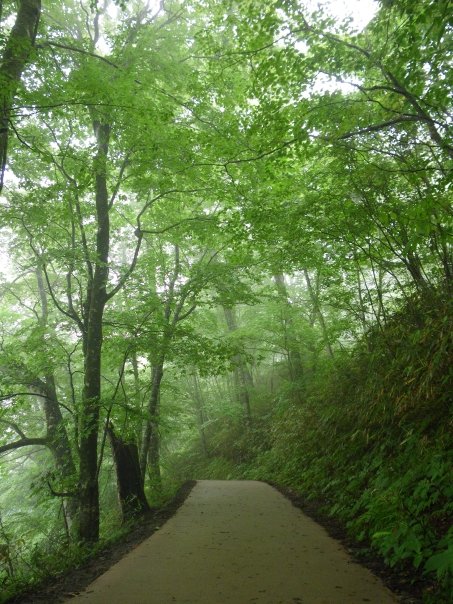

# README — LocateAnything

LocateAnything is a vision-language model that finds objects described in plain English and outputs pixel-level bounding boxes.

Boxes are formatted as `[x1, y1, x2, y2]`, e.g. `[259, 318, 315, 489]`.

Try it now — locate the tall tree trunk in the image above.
[107, 423, 149, 521]
[78, 119, 110, 543]
[432, 218, 453, 290]
[140, 363, 163, 489]
[273, 274, 304, 386]
[79, 295, 105, 542]
[192, 372, 209, 458]
[35, 266, 78, 530]
[139, 247, 185, 489]
[223, 306, 253, 428]
[41, 375, 78, 528]
[130, 352, 143, 448]
[352, 260, 367, 333]
[303, 269, 334, 359]
[405, 250, 429, 291]
[0, 0, 41, 191]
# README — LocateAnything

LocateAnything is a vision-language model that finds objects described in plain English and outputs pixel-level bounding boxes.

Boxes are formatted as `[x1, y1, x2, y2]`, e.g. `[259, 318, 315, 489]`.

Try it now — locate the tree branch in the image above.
[176, 303, 197, 322]
[299, 18, 453, 158]
[337, 116, 420, 140]
[138, 216, 214, 236]
[136, 187, 211, 228]
[47, 480, 77, 498]
[0, 437, 48, 454]
[109, 153, 132, 209]
[105, 230, 143, 301]
[21, 221, 85, 330]
[40, 41, 119, 69]
[44, 143, 94, 283]
[0, 391, 53, 402]
[41, 261, 85, 331]
[0, 418, 26, 439]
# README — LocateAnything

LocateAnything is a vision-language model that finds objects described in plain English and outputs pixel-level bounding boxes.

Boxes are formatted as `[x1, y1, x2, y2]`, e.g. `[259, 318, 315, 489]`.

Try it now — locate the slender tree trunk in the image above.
[432, 219, 453, 289]
[223, 306, 253, 427]
[353, 255, 373, 352]
[0, 0, 41, 191]
[303, 269, 334, 359]
[35, 266, 78, 530]
[78, 119, 110, 543]
[147, 418, 161, 490]
[211, 375, 228, 403]
[130, 352, 144, 449]
[354, 263, 368, 333]
[139, 246, 188, 488]
[41, 376, 76, 478]
[0, 512, 14, 578]
[273, 274, 304, 386]
[140, 363, 163, 489]
[374, 265, 387, 325]
[192, 372, 209, 457]
[41, 375, 78, 527]
[405, 250, 429, 291]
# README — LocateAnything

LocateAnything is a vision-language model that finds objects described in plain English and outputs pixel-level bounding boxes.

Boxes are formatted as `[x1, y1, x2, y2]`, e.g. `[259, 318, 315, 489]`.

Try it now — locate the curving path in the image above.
[67, 480, 399, 603]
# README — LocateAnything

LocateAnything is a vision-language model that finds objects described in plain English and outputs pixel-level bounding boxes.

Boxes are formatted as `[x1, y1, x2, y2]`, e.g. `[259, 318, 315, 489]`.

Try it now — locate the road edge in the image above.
[267, 481, 426, 604]
[7, 480, 197, 604]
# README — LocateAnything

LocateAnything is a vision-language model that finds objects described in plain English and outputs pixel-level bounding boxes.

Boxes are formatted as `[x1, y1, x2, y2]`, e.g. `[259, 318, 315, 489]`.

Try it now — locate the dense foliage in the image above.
[0, 0, 451, 601]
[172, 291, 452, 601]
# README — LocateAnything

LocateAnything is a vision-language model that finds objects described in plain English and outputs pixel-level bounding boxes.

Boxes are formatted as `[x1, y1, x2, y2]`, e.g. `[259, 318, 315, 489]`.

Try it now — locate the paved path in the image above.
[67, 480, 399, 603]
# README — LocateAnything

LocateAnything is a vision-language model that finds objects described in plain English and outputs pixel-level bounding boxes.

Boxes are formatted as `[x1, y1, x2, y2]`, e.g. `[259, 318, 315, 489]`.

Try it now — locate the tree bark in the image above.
[0, 0, 41, 191]
[78, 119, 110, 543]
[34, 266, 79, 529]
[273, 274, 304, 386]
[223, 306, 253, 427]
[404, 249, 429, 291]
[192, 372, 209, 457]
[107, 422, 149, 521]
[139, 247, 182, 488]
[0, 436, 47, 454]
[303, 269, 334, 359]
[140, 363, 163, 489]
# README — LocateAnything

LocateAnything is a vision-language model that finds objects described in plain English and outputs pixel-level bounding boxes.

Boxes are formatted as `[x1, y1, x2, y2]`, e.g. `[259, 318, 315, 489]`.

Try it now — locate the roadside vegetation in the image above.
[171, 290, 452, 602]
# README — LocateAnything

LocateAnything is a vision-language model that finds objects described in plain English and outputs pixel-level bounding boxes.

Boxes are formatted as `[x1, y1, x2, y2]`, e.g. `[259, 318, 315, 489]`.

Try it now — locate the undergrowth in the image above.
[0, 481, 181, 604]
[173, 290, 453, 602]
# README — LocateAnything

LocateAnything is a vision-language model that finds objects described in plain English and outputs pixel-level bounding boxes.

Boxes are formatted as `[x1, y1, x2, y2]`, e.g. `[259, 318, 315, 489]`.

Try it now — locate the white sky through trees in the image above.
[325, 0, 378, 29]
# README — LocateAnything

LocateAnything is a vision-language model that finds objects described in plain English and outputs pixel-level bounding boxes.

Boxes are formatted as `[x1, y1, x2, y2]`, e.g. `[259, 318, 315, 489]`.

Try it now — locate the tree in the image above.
[2, 0, 203, 542]
[0, 266, 78, 530]
[0, 0, 41, 191]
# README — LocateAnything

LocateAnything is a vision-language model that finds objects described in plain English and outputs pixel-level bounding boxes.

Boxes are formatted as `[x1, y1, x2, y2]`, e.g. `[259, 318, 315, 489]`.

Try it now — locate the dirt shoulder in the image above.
[6, 481, 196, 604]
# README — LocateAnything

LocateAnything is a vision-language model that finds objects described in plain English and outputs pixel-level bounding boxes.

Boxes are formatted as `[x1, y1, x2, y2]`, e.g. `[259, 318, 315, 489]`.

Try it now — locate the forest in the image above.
[0, 0, 451, 602]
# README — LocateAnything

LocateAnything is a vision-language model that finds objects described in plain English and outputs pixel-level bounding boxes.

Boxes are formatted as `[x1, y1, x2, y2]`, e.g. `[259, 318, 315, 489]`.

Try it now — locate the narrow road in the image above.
[67, 480, 398, 603]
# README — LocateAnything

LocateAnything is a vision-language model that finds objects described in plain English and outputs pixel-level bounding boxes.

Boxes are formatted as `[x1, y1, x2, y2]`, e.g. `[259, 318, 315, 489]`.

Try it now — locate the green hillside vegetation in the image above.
[170, 290, 452, 602]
